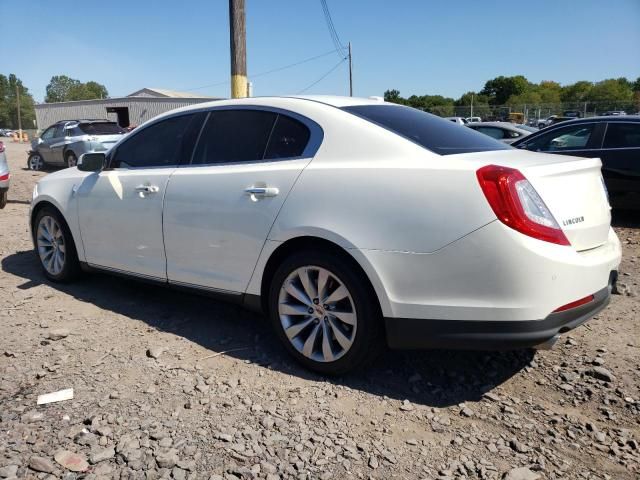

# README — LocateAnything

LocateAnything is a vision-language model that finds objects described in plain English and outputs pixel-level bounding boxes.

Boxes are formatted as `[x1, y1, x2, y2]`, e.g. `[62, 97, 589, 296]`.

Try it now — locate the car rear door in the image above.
[48, 124, 68, 165]
[163, 108, 321, 294]
[76, 112, 204, 279]
[599, 121, 640, 206]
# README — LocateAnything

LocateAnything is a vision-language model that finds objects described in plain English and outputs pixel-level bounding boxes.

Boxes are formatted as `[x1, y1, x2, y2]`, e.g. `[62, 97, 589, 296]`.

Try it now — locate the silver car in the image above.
[466, 121, 534, 144]
[0, 140, 8, 209]
[28, 120, 126, 170]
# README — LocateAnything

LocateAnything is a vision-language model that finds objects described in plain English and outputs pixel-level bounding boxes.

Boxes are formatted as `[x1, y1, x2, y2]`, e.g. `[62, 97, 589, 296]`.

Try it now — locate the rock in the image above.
[368, 455, 379, 469]
[47, 329, 69, 340]
[54, 450, 89, 472]
[503, 467, 541, 480]
[613, 282, 636, 297]
[74, 431, 99, 446]
[146, 347, 164, 359]
[155, 448, 179, 469]
[89, 447, 115, 464]
[260, 461, 277, 474]
[29, 456, 56, 473]
[171, 467, 187, 480]
[399, 399, 414, 411]
[587, 367, 615, 383]
[460, 407, 474, 417]
[0, 465, 19, 478]
[509, 439, 529, 453]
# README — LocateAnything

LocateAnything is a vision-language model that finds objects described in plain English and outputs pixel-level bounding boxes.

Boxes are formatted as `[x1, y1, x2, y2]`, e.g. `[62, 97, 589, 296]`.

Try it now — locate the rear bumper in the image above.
[385, 280, 614, 350]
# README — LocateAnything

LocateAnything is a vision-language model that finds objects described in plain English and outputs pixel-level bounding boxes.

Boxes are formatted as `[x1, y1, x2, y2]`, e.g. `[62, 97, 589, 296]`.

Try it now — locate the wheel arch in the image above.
[30, 199, 84, 261]
[255, 235, 390, 319]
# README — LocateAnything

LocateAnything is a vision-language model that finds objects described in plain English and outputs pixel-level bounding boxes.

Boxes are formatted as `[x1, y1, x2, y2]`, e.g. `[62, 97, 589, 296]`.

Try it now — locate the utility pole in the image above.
[470, 93, 474, 118]
[348, 42, 353, 97]
[229, 0, 247, 99]
[16, 84, 22, 143]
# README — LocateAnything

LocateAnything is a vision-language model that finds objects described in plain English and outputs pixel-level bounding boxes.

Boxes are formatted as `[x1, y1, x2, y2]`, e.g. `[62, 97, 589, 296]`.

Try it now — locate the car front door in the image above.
[37, 127, 56, 162]
[517, 122, 604, 159]
[48, 124, 68, 165]
[76, 113, 203, 279]
[599, 121, 640, 206]
[163, 108, 320, 293]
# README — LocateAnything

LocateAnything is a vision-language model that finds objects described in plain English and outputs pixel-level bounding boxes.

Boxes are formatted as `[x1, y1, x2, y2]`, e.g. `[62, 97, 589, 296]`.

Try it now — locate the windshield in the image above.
[79, 122, 126, 135]
[342, 104, 511, 155]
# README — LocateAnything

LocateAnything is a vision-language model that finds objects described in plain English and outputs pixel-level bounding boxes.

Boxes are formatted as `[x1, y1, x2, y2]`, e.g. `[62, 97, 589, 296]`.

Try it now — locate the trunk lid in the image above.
[489, 151, 611, 251]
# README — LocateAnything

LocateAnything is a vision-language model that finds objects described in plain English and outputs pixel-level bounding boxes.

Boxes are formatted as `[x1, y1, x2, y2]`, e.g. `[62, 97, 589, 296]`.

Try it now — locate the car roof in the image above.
[468, 121, 527, 130]
[548, 115, 640, 124]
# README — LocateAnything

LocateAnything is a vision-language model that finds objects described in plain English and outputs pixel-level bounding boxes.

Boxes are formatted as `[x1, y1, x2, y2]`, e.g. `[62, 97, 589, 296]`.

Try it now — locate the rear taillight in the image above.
[0, 173, 9, 181]
[476, 164, 570, 246]
[0, 141, 4, 153]
[553, 294, 594, 312]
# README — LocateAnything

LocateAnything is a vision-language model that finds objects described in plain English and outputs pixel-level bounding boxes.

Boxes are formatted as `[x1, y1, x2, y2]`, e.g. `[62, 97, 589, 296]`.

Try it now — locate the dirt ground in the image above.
[0, 140, 638, 480]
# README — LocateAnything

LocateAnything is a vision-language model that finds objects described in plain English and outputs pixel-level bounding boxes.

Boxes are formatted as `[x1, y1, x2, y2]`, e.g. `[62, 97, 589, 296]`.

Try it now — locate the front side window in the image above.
[111, 114, 198, 168]
[524, 124, 595, 152]
[474, 127, 506, 139]
[342, 105, 510, 155]
[40, 127, 55, 140]
[603, 123, 640, 148]
[53, 125, 65, 138]
[192, 110, 277, 165]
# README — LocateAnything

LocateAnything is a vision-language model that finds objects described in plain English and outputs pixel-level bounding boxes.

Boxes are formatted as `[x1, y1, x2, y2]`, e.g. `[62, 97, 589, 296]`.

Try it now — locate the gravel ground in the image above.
[0, 140, 639, 480]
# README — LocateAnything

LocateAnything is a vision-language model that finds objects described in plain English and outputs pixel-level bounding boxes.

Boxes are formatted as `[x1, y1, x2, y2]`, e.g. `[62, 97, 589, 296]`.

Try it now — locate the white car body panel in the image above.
[30, 96, 621, 353]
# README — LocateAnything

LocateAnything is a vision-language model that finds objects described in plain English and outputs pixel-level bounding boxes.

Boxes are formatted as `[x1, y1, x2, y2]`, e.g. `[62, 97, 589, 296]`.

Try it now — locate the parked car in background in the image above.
[30, 96, 620, 374]
[0, 129, 14, 137]
[444, 116, 468, 125]
[0, 141, 9, 208]
[601, 111, 627, 116]
[466, 121, 533, 144]
[466, 116, 482, 123]
[512, 116, 640, 210]
[28, 120, 126, 171]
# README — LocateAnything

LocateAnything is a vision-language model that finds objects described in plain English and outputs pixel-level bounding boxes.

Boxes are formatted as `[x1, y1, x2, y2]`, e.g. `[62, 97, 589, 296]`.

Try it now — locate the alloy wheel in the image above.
[36, 215, 66, 276]
[66, 152, 77, 167]
[29, 154, 44, 171]
[278, 266, 357, 363]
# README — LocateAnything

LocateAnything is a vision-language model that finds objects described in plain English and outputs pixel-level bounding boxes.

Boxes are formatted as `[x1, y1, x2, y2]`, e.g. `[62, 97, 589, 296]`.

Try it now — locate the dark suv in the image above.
[512, 116, 640, 209]
[28, 120, 126, 170]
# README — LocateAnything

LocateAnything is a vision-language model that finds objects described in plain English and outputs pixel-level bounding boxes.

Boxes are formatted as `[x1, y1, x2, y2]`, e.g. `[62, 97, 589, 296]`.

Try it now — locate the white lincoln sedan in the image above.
[30, 96, 621, 374]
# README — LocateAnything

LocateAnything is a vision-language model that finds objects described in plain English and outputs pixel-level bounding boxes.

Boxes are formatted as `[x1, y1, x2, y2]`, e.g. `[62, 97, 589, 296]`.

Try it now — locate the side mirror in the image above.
[78, 152, 106, 172]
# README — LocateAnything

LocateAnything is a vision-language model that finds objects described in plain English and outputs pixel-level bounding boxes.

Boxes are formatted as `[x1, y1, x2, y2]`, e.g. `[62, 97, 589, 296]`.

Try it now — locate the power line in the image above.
[180, 48, 343, 92]
[296, 57, 347, 94]
[320, 0, 347, 58]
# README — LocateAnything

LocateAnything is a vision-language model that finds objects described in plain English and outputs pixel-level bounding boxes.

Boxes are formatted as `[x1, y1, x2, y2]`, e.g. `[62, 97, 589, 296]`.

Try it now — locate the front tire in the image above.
[33, 207, 80, 282]
[28, 153, 45, 171]
[268, 250, 383, 375]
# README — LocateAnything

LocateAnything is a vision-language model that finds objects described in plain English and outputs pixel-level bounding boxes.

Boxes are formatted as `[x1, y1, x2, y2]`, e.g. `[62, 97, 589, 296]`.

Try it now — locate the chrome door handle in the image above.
[135, 185, 159, 193]
[244, 186, 279, 197]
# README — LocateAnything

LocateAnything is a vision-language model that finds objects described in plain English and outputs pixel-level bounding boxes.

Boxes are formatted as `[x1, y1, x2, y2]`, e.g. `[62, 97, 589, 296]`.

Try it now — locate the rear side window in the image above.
[603, 123, 640, 148]
[79, 122, 126, 135]
[192, 110, 277, 164]
[111, 114, 199, 168]
[342, 105, 510, 155]
[264, 114, 310, 159]
[474, 126, 506, 139]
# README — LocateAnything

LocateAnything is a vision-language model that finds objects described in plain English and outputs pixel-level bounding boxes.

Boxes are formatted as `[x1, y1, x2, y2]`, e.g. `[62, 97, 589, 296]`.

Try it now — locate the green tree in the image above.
[455, 92, 491, 118]
[632, 77, 640, 92]
[0, 74, 35, 129]
[587, 78, 633, 111]
[384, 89, 403, 103]
[561, 81, 593, 103]
[45, 75, 108, 102]
[480, 75, 529, 105]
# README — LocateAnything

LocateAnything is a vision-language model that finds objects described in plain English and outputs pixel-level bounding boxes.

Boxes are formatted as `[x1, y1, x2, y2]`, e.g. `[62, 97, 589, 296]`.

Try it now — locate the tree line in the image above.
[0, 74, 109, 129]
[384, 76, 640, 118]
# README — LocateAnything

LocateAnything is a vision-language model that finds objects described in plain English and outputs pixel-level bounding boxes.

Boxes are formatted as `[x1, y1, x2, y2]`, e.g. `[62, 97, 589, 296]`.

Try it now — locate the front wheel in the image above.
[28, 153, 45, 171]
[268, 250, 383, 375]
[33, 207, 81, 282]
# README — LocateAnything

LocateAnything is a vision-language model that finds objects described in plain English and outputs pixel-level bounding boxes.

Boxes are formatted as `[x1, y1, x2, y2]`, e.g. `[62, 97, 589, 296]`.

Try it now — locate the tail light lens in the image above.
[0, 173, 8, 181]
[477, 165, 570, 246]
[0, 141, 4, 153]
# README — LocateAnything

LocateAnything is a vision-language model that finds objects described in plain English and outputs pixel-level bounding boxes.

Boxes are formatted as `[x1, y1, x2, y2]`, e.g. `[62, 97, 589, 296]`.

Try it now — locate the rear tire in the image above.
[268, 249, 383, 375]
[33, 206, 81, 282]
[65, 151, 78, 168]
[0, 191, 7, 209]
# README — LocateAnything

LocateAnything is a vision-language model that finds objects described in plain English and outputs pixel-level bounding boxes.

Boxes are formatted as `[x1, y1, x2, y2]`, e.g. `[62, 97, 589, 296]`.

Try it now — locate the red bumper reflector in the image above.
[0, 173, 9, 181]
[553, 294, 594, 313]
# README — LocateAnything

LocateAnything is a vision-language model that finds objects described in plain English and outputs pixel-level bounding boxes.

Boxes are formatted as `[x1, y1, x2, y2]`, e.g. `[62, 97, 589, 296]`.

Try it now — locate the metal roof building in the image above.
[34, 88, 221, 130]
